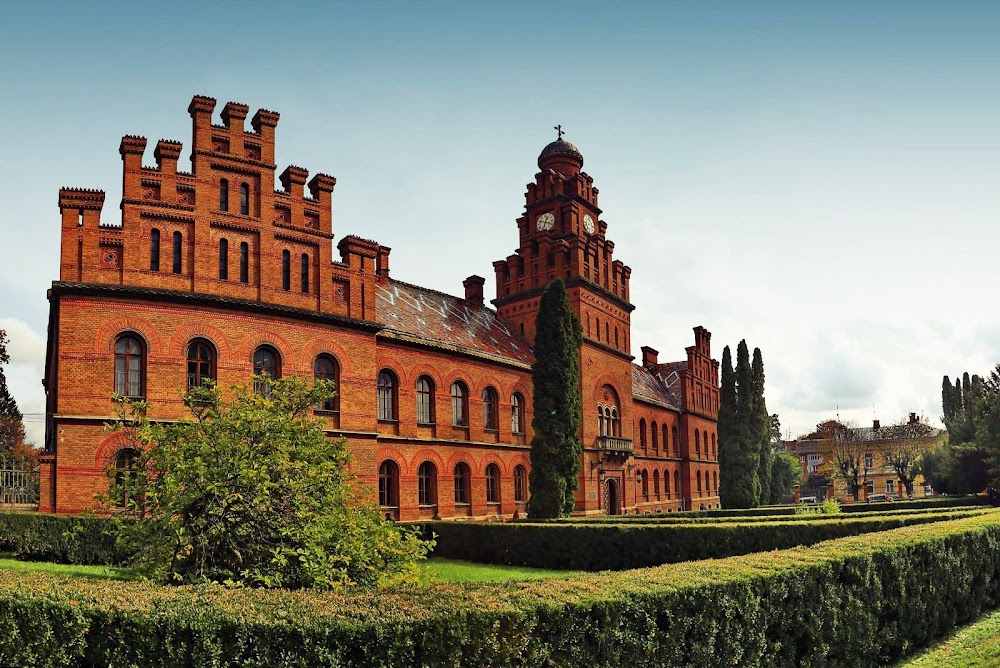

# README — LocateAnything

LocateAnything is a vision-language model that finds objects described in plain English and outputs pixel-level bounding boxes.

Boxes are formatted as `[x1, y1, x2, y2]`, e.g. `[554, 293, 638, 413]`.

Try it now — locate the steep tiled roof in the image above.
[375, 279, 534, 367]
[632, 365, 681, 411]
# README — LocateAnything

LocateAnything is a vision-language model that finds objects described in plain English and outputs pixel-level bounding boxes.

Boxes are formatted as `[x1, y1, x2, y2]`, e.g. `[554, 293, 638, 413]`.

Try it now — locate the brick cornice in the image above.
[49, 282, 384, 333]
[492, 276, 635, 313]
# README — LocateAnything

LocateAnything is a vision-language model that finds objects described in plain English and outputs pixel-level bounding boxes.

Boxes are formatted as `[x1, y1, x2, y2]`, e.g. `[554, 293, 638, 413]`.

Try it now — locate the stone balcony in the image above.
[596, 436, 634, 456]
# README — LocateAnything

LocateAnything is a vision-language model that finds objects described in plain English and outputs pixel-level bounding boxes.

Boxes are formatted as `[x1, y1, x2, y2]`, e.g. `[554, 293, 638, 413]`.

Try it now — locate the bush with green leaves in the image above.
[104, 376, 431, 589]
[421, 508, 985, 570]
[0, 512, 127, 564]
[2, 512, 1000, 666]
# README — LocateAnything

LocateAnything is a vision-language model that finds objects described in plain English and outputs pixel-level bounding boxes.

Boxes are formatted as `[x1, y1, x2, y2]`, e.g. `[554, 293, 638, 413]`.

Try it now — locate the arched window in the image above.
[418, 461, 437, 507]
[664, 469, 671, 499]
[114, 334, 145, 398]
[651, 421, 659, 454]
[377, 370, 397, 421]
[172, 231, 182, 274]
[598, 386, 621, 438]
[253, 346, 280, 395]
[610, 407, 620, 437]
[653, 470, 660, 500]
[674, 470, 681, 498]
[451, 381, 468, 427]
[663, 424, 669, 456]
[415, 376, 434, 424]
[113, 448, 141, 508]
[672, 426, 679, 457]
[281, 250, 290, 291]
[514, 464, 527, 502]
[149, 228, 160, 271]
[239, 242, 249, 284]
[218, 238, 229, 280]
[313, 355, 339, 412]
[454, 462, 471, 504]
[485, 463, 501, 504]
[639, 419, 647, 450]
[239, 182, 249, 215]
[219, 178, 229, 211]
[697, 470, 703, 496]
[511, 393, 524, 434]
[186, 339, 215, 390]
[695, 430, 701, 459]
[641, 469, 649, 500]
[711, 433, 717, 460]
[300, 253, 309, 293]
[378, 460, 398, 508]
[482, 386, 499, 431]
[713, 471, 718, 495]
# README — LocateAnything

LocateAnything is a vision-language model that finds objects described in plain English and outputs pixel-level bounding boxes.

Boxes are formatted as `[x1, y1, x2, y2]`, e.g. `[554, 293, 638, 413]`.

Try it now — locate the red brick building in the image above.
[42, 95, 720, 519]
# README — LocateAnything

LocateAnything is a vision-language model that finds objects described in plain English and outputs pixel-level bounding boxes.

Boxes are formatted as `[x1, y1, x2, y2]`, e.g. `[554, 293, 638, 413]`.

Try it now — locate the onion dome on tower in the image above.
[538, 125, 583, 177]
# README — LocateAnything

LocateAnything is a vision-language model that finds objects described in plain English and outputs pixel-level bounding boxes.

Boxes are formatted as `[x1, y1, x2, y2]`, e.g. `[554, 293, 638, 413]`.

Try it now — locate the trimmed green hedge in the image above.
[667, 494, 987, 518]
[1, 511, 1000, 666]
[0, 512, 128, 565]
[423, 509, 987, 570]
[556, 505, 974, 524]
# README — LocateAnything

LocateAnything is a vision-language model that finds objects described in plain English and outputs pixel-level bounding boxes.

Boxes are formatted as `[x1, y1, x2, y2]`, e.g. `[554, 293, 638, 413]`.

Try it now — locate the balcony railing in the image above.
[597, 436, 634, 455]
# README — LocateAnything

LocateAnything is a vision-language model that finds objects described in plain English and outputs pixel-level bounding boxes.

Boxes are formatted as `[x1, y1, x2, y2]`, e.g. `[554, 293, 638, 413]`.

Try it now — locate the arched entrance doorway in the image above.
[603, 478, 620, 515]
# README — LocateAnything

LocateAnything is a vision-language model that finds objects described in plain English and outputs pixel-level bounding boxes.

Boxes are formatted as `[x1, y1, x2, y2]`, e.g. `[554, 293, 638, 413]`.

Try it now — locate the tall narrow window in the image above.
[695, 430, 701, 459]
[513, 465, 526, 502]
[172, 231, 182, 274]
[239, 183, 249, 215]
[672, 426, 679, 457]
[313, 355, 339, 412]
[674, 470, 681, 498]
[665, 469, 671, 499]
[511, 393, 524, 433]
[485, 463, 500, 504]
[651, 421, 659, 454]
[377, 370, 397, 421]
[639, 419, 647, 450]
[300, 253, 309, 293]
[113, 448, 141, 509]
[418, 461, 437, 507]
[218, 238, 228, 280]
[483, 387, 499, 431]
[451, 382, 468, 427]
[454, 463, 471, 504]
[697, 471, 703, 495]
[416, 376, 434, 424]
[114, 334, 145, 398]
[252, 346, 280, 395]
[641, 469, 649, 500]
[281, 250, 290, 291]
[378, 460, 398, 508]
[239, 242, 249, 284]
[149, 229, 160, 271]
[219, 179, 229, 211]
[186, 339, 215, 390]
[663, 425, 669, 456]
[653, 470, 660, 499]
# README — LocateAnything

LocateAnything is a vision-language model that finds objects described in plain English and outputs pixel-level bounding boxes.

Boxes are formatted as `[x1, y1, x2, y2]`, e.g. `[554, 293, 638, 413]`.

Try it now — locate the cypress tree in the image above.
[0, 330, 22, 453]
[527, 280, 583, 518]
[942, 376, 954, 420]
[752, 347, 771, 505]
[717, 346, 738, 508]
[955, 378, 963, 412]
[731, 340, 760, 507]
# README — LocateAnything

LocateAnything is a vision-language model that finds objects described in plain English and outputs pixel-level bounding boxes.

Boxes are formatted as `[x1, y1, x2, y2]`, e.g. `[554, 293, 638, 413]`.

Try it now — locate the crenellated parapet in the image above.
[55, 94, 385, 323]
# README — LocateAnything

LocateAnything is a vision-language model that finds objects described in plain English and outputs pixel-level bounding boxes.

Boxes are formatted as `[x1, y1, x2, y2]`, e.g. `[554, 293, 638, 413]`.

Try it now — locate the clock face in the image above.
[536, 212, 555, 232]
[583, 214, 596, 234]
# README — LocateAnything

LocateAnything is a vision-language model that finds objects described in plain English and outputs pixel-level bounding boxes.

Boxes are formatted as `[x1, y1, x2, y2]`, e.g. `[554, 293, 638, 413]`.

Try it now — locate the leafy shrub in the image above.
[1, 512, 1000, 666]
[421, 509, 984, 570]
[0, 512, 127, 564]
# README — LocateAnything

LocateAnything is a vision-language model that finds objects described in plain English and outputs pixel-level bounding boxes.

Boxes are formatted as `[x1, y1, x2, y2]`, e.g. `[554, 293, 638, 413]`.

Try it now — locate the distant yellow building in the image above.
[787, 414, 946, 502]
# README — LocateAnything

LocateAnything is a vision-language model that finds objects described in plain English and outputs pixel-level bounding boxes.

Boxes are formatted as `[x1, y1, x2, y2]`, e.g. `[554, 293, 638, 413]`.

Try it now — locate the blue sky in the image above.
[2, 1, 999, 443]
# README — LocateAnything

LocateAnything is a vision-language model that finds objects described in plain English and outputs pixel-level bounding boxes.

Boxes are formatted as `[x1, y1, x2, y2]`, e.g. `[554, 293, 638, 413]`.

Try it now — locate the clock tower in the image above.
[493, 131, 636, 514]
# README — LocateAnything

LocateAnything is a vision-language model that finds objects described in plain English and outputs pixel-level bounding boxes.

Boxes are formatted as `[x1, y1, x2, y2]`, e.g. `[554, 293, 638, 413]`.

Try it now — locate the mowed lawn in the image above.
[0, 555, 578, 584]
[898, 607, 1000, 667]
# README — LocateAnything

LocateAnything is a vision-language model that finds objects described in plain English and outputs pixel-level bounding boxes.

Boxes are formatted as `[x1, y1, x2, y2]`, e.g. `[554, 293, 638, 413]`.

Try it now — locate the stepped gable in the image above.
[631, 364, 681, 410]
[375, 279, 535, 365]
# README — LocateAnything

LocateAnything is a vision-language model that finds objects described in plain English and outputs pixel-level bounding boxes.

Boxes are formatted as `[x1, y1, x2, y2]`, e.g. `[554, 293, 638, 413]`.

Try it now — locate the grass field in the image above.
[897, 607, 1000, 667]
[0, 555, 577, 584]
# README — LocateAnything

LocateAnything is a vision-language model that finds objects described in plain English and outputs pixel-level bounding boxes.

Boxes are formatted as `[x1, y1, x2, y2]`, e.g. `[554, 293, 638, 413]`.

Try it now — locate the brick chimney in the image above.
[909, 412, 918, 425]
[463, 275, 485, 308]
[641, 346, 659, 368]
[873, 419, 880, 431]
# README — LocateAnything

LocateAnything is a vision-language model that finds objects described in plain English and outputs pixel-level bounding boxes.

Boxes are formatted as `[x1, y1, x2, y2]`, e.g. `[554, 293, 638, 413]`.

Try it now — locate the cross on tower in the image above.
[554, 124, 564, 140]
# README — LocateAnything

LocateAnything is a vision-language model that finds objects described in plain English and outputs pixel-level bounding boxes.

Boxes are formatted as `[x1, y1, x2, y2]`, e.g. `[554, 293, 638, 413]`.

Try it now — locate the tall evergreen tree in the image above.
[0, 330, 24, 453]
[717, 346, 738, 508]
[731, 340, 761, 507]
[942, 375, 955, 420]
[752, 347, 771, 505]
[527, 280, 584, 518]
